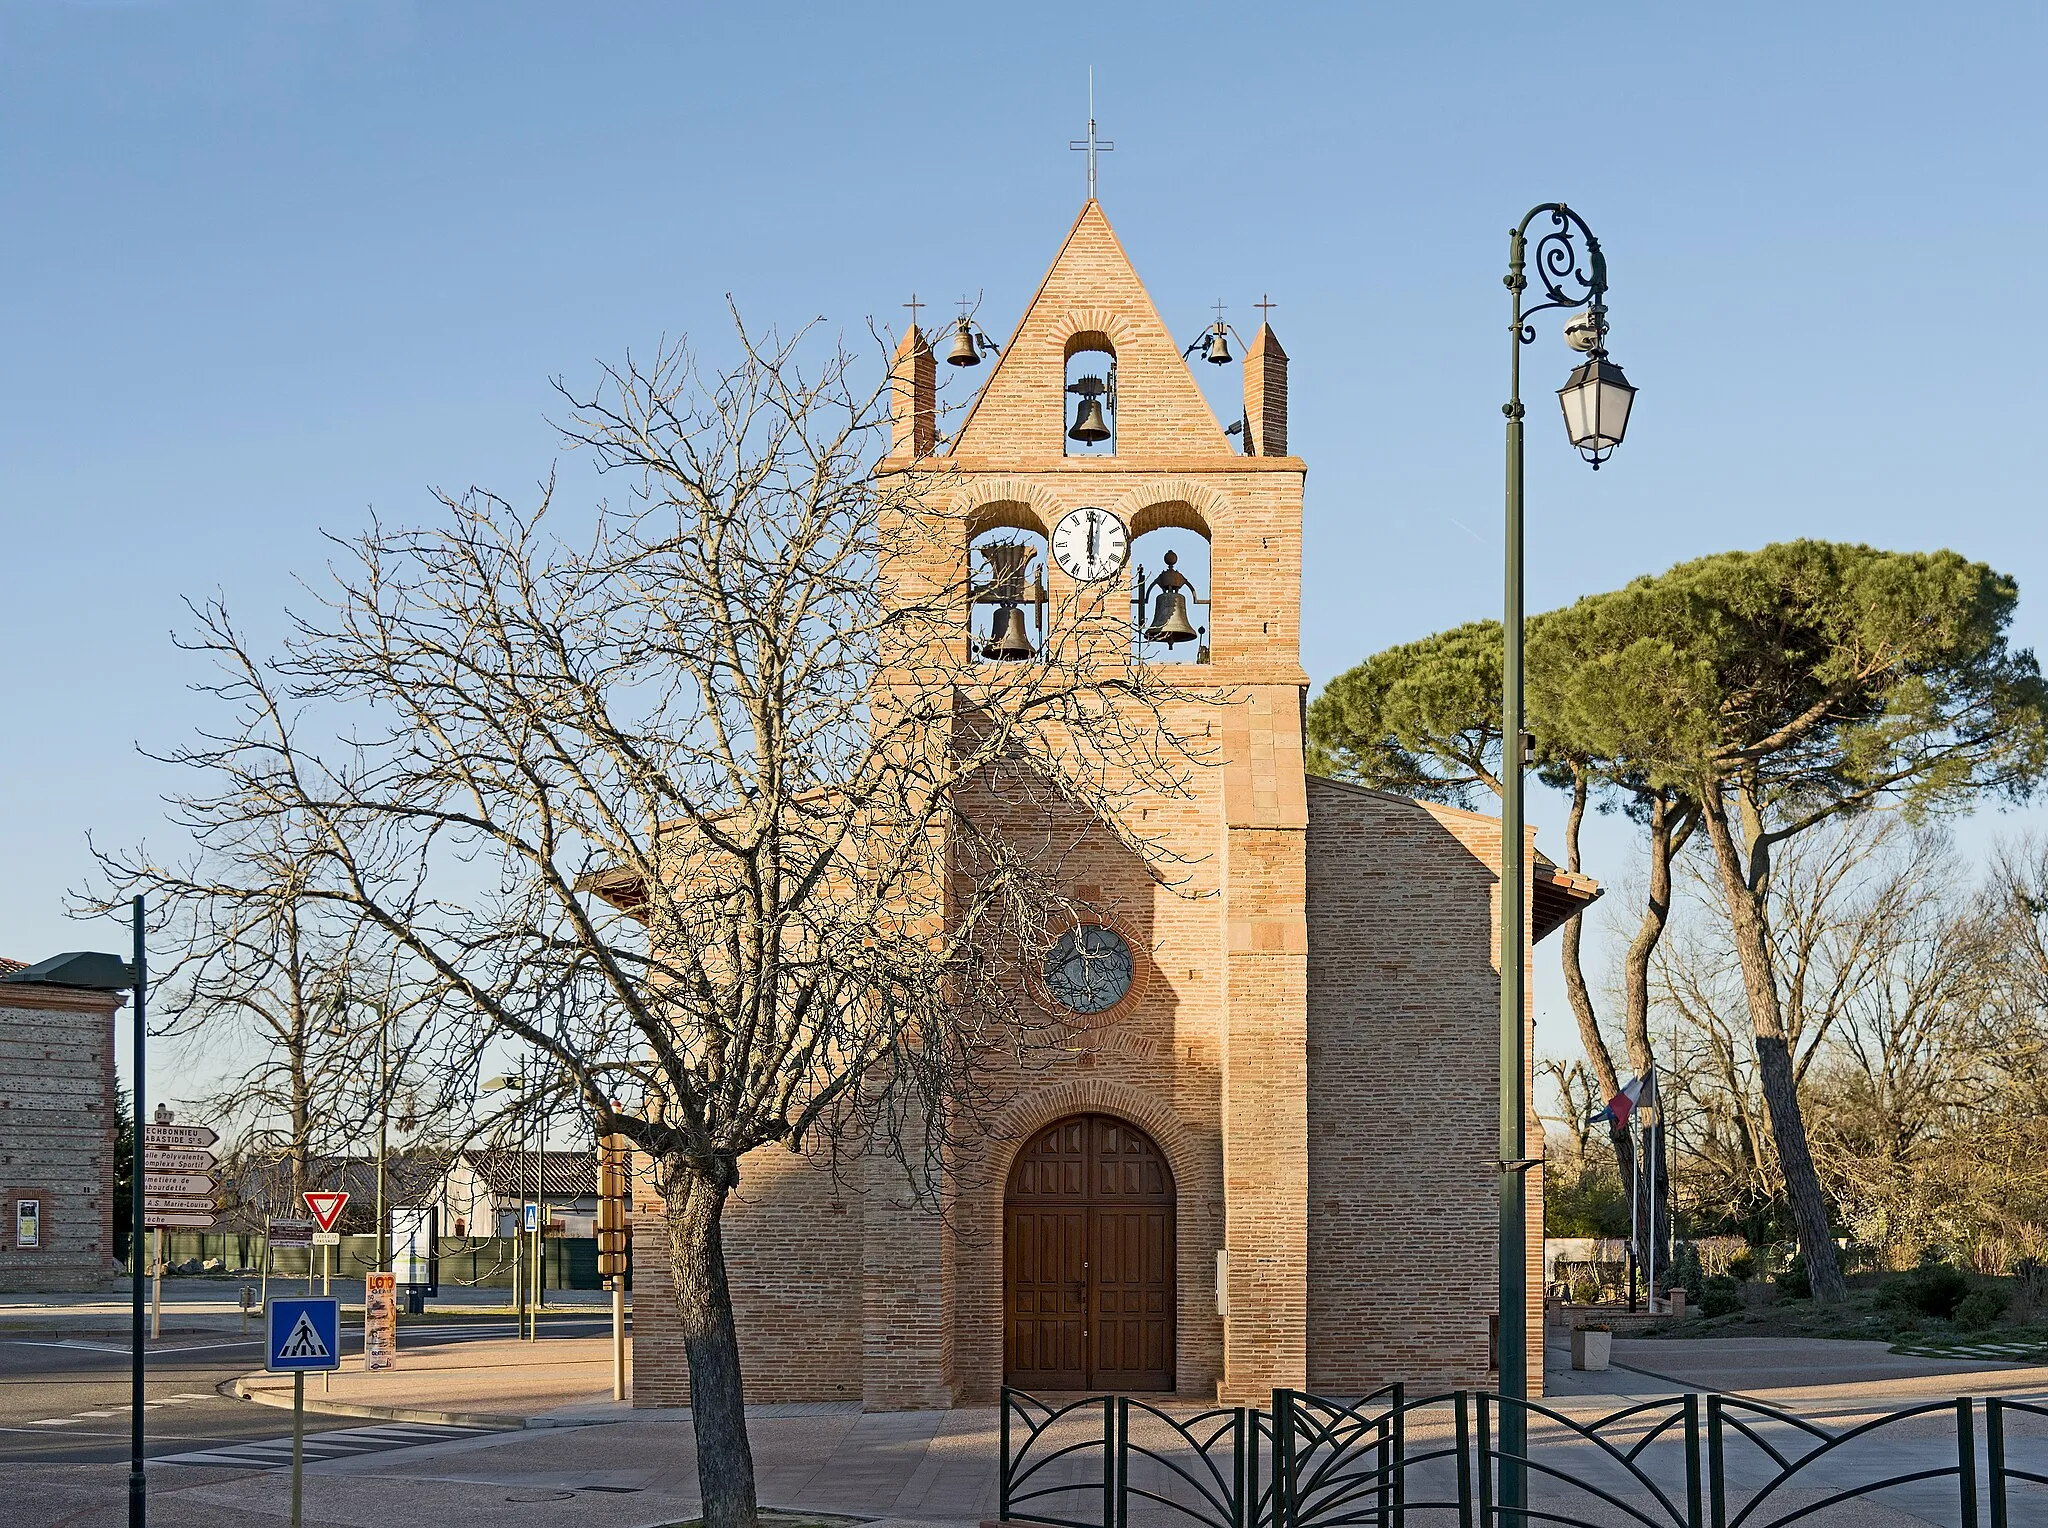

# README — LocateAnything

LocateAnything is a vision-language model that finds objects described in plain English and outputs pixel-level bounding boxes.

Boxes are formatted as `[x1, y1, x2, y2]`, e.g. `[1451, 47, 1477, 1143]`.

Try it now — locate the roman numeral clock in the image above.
[1050, 506, 1128, 583]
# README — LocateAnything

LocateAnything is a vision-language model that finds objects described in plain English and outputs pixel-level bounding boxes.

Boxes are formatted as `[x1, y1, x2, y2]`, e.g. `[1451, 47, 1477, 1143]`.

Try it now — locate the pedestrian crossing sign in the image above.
[266, 1296, 341, 1372]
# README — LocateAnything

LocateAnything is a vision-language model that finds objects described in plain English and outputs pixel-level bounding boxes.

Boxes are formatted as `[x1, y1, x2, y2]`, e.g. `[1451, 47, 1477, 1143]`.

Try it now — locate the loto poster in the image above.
[364, 1270, 397, 1370]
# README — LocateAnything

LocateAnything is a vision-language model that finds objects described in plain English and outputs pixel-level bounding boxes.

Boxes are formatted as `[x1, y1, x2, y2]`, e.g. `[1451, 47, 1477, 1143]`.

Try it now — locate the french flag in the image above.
[1590, 1068, 1658, 1130]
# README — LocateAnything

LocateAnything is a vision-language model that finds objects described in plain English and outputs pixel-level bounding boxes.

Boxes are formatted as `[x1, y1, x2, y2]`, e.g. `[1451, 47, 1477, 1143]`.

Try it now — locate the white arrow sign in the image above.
[144, 1194, 218, 1215]
[143, 1173, 217, 1197]
[144, 1210, 217, 1228]
[143, 1124, 219, 1149]
[142, 1149, 217, 1173]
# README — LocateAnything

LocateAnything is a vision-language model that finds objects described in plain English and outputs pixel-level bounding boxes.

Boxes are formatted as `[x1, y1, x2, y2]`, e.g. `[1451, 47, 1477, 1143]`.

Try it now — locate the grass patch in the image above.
[1640, 1277, 2048, 1360]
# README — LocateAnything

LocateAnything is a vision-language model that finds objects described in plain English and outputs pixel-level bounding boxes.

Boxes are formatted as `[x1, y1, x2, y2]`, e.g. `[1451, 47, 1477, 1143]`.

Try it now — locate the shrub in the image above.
[1776, 1254, 1811, 1300]
[1878, 1263, 1972, 1319]
[1728, 1250, 1756, 1281]
[1571, 1275, 1603, 1305]
[1954, 1289, 2009, 1332]
[1673, 1241, 1706, 1305]
[1700, 1275, 1743, 1319]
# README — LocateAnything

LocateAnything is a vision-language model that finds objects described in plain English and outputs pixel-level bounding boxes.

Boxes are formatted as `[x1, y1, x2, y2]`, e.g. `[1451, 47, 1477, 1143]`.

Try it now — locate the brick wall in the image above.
[1302, 779, 1545, 1394]
[0, 984, 120, 1293]
[628, 1137, 866, 1407]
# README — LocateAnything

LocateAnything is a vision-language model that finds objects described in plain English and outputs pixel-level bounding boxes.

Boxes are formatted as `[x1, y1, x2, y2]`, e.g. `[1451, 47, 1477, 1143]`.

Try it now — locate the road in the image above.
[0, 1317, 610, 1467]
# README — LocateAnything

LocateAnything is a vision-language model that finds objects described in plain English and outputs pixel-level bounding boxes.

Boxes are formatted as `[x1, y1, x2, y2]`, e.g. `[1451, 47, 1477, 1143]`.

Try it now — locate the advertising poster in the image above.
[364, 1270, 398, 1370]
[392, 1206, 437, 1293]
[14, 1199, 38, 1248]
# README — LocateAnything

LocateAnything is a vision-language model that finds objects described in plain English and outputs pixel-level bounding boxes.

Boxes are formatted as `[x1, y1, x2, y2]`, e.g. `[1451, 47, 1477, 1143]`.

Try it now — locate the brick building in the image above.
[0, 953, 125, 1292]
[629, 199, 1595, 1406]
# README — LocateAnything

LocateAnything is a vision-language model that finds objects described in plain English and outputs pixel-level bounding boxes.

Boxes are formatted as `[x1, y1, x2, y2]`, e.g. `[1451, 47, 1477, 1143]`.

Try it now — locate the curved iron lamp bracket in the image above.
[1508, 202, 1607, 344]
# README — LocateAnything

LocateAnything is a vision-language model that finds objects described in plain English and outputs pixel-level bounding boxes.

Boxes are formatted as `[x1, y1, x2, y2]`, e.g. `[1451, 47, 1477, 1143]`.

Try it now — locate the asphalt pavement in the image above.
[0, 1316, 610, 1467]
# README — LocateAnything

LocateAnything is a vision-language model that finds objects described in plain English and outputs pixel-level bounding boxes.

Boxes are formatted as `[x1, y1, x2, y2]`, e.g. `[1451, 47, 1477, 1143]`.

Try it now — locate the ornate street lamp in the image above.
[1498, 203, 1634, 1511]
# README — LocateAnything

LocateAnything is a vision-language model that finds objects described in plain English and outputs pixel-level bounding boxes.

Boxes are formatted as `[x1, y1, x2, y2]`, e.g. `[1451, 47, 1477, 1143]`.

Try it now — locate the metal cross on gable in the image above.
[1068, 68, 1114, 200]
[903, 293, 924, 326]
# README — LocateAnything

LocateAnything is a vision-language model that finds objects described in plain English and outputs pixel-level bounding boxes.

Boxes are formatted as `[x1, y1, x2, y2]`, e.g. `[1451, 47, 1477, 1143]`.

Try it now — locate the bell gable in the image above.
[950, 200, 1235, 466]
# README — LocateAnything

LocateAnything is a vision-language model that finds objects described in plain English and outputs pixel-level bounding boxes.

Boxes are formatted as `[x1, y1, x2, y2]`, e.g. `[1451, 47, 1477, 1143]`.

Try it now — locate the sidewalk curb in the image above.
[231, 1376, 598, 1431]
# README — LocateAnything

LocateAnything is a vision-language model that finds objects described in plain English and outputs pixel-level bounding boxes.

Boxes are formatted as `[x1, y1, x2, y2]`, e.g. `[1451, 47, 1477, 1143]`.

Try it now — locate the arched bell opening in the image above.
[967, 523, 1048, 665]
[1128, 525, 1212, 665]
[1064, 336, 1117, 457]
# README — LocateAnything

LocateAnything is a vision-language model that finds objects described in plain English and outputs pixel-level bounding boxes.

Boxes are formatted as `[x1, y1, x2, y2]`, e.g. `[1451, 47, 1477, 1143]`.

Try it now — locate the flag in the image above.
[1590, 1068, 1658, 1130]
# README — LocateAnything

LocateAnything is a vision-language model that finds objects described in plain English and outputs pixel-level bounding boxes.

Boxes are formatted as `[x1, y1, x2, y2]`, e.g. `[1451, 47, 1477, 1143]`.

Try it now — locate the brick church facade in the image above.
[630, 200, 1594, 1407]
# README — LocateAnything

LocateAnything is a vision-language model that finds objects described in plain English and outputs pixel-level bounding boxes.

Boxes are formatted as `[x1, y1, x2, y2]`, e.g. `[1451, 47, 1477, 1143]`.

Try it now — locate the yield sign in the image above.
[303, 1191, 350, 1232]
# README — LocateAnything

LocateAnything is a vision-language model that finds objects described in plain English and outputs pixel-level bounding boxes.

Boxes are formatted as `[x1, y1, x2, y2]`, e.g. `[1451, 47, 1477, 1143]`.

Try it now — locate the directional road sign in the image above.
[143, 1124, 219, 1149]
[142, 1193, 216, 1214]
[303, 1191, 349, 1232]
[266, 1297, 341, 1372]
[267, 1217, 316, 1249]
[142, 1148, 216, 1174]
[143, 1173, 216, 1197]
[143, 1210, 217, 1229]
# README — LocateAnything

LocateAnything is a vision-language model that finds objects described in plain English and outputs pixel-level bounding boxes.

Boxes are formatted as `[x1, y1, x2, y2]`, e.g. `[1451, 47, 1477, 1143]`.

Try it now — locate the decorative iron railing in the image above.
[997, 1385, 2048, 1528]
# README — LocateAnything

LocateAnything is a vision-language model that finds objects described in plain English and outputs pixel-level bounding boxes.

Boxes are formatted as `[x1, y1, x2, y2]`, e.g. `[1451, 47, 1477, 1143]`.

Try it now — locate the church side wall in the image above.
[1302, 781, 1545, 1394]
[629, 1141, 866, 1407]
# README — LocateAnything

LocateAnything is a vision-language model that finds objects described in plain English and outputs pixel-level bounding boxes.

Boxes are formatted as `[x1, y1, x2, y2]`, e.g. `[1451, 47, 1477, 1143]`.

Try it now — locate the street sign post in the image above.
[142, 1173, 215, 1196]
[267, 1218, 316, 1249]
[141, 1210, 217, 1229]
[141, 1149, 216, 1174]
[303, 1192, 348, 1232]
[266, 1296, 339, 1528]
[143, 1124, 218, 1150]
[303, 1192, 349, 1296]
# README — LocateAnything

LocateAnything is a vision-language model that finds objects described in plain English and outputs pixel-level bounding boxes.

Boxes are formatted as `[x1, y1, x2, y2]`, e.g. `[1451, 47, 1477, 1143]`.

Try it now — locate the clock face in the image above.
[1049, 507, 1129, 583]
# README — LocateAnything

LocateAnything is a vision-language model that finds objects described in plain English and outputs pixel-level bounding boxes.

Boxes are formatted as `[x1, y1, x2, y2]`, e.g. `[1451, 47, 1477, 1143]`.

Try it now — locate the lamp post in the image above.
[1498, 204, 1634, 1507]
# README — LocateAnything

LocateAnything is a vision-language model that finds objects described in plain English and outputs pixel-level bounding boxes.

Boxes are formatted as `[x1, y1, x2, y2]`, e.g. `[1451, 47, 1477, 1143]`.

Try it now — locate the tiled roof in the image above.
[213, 1148, 457, 1232]
[461, 1148, 598, 1199]
[0, 958, 26, 975]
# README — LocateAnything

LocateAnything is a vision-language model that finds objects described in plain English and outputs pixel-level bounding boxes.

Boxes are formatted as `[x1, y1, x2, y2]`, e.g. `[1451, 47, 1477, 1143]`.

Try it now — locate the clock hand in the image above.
[1086, 511, 1098, 565]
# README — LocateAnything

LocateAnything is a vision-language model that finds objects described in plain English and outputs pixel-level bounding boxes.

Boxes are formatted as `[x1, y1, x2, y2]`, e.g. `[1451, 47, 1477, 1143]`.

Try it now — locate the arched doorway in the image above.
[1004, 1113, 1175, 1391]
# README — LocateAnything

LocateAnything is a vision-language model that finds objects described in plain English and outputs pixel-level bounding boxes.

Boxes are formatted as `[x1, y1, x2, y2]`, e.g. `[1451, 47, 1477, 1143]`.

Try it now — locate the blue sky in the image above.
[4, 3, 2045, 1097]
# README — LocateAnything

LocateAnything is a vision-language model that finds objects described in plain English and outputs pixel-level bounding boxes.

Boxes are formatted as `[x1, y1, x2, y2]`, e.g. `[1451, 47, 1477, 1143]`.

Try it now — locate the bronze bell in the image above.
[946, 318, 981, 367]
[1068, 378, 1112, 444]
[1145, 591, 1200, 646]
[1204, 324, 1232, 365]
[982, 605, 1034, 661]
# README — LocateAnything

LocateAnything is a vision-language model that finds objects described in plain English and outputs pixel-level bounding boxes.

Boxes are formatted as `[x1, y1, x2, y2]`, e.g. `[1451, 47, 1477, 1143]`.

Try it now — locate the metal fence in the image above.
[999, 1386, 2048, 1528]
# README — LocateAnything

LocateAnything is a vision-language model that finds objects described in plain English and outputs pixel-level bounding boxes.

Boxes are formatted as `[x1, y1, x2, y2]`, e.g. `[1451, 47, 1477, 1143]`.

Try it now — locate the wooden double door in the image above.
[1004, 1113, 1175, 1392]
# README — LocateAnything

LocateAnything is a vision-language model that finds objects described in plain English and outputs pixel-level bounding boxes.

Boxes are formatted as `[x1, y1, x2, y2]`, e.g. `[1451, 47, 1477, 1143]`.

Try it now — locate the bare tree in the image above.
[80, 829, 471, 1233]
[95, 317, 1211, 1528]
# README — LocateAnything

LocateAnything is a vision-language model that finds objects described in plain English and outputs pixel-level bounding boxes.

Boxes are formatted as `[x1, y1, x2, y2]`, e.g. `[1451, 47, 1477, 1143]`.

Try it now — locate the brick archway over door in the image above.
[1004, 1114, 1175, 1392]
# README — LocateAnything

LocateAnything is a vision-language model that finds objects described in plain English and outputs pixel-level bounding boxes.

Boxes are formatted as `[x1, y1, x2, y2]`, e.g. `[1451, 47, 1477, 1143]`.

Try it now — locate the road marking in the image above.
[154, 1420, 504, 1469]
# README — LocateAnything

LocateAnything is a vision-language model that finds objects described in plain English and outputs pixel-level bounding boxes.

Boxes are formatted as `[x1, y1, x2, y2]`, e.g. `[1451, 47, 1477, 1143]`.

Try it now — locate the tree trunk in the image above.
[1700, 792, 1848, 1301]
[1618, 796, 1689, 1280]
[664, 1158, 757, 1528]
[1558, 770, 1635, 1195]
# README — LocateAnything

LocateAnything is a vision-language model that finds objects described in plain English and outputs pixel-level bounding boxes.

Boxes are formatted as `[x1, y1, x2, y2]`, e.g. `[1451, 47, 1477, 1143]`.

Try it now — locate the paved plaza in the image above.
[13, 1312, 2048, 1528]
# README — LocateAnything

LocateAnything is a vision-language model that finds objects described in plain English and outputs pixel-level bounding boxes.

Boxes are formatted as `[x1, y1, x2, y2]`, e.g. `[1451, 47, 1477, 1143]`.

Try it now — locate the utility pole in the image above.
[128, 896, 147, 1528]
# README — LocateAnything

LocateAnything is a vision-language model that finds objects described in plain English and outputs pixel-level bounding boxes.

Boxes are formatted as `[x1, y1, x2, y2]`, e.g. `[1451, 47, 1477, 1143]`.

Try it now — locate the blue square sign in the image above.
[267, 1296, 341, 1372]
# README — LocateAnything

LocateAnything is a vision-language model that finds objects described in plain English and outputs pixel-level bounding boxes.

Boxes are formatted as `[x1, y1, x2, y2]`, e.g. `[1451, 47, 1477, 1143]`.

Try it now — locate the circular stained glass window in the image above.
[1042, 924, 1134, 1015]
